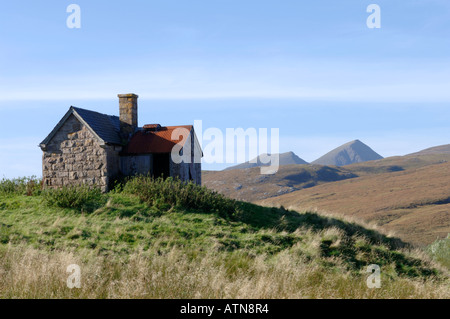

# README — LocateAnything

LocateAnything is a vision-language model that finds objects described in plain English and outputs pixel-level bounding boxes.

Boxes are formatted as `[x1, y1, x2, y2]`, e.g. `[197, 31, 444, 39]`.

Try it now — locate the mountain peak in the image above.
[312, 140, 383, 166]
[224, 151, 308, 171]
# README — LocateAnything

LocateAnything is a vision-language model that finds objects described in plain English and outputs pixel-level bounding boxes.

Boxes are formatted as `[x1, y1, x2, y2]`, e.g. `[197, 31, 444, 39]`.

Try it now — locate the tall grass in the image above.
[121, 176, 238, 218]
[427, 234, 450, 269]
[0, 245, 447, 299]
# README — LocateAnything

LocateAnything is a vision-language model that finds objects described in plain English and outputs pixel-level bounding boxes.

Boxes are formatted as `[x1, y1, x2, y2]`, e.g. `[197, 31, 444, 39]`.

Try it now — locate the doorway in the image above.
[152, 153, 170, 178]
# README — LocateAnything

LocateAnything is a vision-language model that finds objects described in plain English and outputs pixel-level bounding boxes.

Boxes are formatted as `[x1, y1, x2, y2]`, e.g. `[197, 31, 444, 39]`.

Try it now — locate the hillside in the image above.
[203, 152, 450, 202]
[342, 152, 450, 176]
[224, 151, 308, 170]
[204, 152, 450, 246]
[408, 144, 450, 156]
[259, 161, 450, 246]
[0, 177, 448, 298]
[312, 140, 383, 166]
[204, 164, 357, 201]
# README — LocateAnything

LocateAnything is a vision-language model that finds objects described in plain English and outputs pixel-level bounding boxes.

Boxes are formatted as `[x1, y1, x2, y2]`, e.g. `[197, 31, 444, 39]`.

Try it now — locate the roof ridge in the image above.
[72, 106, 119, 119]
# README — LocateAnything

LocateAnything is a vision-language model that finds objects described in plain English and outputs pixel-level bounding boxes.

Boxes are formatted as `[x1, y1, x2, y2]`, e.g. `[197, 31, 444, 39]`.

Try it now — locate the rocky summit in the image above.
[312, 140, 383, 166]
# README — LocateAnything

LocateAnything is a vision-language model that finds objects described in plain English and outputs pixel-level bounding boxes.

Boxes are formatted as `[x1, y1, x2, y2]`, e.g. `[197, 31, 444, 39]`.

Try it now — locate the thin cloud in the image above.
[1, 59, 449, 103]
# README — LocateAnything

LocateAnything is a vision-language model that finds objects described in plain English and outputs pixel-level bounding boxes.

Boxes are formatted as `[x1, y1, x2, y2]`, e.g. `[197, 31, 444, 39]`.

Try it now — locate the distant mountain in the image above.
[407, 144, 450, 156]
[204, 150, 450, 202]
[224, 151, 308, 171]
[312, 140, 383, 166]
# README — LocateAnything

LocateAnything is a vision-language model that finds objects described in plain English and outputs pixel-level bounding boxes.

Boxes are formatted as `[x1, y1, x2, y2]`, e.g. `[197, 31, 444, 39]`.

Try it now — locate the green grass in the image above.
[42, 184, 105, 212]
[0, 176, 42, 196]
[0, 176, 448, 298]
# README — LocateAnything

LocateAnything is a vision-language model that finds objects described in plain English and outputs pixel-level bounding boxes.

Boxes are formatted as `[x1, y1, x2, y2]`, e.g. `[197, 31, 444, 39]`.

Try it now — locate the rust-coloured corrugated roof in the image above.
[122, 125, 193, 154]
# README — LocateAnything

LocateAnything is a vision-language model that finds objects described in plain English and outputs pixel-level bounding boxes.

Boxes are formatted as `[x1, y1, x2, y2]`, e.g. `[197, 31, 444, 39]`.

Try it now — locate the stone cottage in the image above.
[39, 94, 202, 191]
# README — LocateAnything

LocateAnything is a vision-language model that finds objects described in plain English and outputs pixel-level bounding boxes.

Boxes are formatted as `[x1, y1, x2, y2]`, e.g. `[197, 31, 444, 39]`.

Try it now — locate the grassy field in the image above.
[0, 177, 448, 298]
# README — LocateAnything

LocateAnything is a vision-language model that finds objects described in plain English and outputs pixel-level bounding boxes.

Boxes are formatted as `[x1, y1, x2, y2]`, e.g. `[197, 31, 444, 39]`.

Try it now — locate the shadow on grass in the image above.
[235, 202, 440, 278]
[236, 202, 406, 249]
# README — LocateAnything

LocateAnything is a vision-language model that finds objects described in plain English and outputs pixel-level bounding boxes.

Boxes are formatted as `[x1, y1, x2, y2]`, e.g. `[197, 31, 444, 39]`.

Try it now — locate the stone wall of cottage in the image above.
[42, 115, 119, 192]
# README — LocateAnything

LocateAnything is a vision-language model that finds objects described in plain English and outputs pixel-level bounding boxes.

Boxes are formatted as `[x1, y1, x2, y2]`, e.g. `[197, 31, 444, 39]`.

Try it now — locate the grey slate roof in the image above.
[72, 107, 122, 145]
[40, 106, 123, 147]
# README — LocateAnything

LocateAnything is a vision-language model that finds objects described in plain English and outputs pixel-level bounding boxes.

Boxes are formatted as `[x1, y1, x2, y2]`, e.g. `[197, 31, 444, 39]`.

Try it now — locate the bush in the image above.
[121, 176, 239, 218]
[0, 176, 42, 196]
[43, 184, 104, 212]
[427, 234, 450, 269]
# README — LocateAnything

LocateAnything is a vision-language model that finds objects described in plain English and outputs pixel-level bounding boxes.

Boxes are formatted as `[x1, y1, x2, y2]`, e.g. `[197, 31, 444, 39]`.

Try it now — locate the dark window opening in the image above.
[152, 153, 170, 179]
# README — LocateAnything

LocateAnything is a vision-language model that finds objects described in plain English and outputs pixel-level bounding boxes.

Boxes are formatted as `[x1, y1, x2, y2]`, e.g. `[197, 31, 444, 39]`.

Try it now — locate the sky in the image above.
[0, 0, 449, 177]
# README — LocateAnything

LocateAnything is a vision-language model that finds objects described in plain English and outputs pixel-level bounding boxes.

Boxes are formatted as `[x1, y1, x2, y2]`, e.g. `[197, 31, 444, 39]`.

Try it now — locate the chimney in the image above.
[118, 93, 138, 137]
